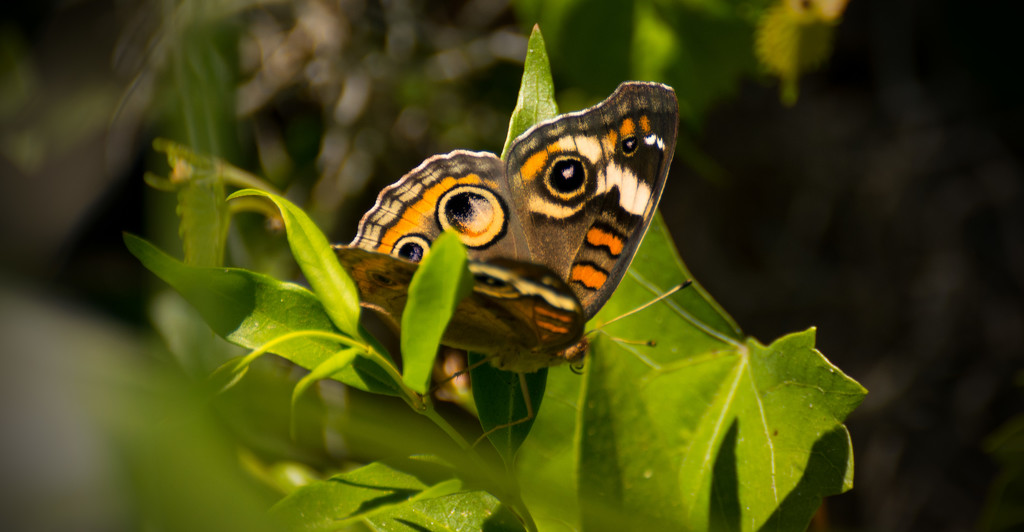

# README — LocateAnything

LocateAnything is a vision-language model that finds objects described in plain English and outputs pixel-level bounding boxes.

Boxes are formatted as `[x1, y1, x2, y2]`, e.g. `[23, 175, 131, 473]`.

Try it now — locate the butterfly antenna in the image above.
[586, 280, 691, 336]
[591, 333, 657, 347]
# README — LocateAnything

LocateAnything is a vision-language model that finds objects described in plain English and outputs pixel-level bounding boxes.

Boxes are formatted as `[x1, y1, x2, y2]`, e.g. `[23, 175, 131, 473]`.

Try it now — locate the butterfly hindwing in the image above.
[348, 150, 528, 263]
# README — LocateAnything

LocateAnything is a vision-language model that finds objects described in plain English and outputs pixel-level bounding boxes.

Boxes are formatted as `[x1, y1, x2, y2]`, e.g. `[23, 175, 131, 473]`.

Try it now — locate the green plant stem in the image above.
[217, 162, 281, 193]
[420, 402, 473, 450]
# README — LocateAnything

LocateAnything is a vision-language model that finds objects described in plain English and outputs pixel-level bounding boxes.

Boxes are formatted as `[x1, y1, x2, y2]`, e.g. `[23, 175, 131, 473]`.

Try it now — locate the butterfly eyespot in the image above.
[621, 135, 639, 155]
[392, 234, 430, 263]
[437, 185, 508, 249]
[546, 156, 587, 199]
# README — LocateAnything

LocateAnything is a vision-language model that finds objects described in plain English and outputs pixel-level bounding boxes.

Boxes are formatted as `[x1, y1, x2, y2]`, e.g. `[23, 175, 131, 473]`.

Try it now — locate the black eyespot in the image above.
[474, 273, 507, 288]
[444, 191, 488, 230]
[621, 136, 638, 155]
[397, 241, 425, 262]
[549, 158, 585, 194]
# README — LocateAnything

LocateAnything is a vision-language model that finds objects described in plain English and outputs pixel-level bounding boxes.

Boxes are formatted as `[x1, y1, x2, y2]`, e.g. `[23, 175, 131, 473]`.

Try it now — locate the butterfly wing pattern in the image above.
[335, 82, 678, 372]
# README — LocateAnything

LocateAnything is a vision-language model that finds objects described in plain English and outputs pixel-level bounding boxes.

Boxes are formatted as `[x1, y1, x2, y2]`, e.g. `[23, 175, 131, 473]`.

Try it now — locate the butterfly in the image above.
[334, 82, 678, 373]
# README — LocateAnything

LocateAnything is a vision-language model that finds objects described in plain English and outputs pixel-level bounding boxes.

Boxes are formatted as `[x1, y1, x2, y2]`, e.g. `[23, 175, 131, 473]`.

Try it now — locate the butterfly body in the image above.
[336, 82, 678, 372]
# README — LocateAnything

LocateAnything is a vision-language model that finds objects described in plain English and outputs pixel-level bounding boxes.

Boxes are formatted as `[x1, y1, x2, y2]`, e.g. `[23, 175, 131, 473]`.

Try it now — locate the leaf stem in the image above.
[420, 402, 472, 450]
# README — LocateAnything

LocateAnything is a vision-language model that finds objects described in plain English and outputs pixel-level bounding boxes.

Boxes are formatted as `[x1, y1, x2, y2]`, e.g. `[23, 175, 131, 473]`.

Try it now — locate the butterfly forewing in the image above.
[504, 82, 679, 319]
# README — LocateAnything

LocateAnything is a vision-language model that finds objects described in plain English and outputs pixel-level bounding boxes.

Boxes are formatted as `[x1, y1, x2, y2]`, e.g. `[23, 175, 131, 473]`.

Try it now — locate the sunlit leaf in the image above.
[229, 189, 362, 339]
[366, 489, 522, 531]
[124, 233, 399, 395]
[401, 232, 473, 394]
[500, 24, 558, 160]
[572, 214, 866, 530]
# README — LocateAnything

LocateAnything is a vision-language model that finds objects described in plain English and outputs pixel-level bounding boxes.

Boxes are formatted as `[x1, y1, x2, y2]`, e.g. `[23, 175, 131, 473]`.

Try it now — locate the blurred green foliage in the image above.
[3, 0, 858, 530]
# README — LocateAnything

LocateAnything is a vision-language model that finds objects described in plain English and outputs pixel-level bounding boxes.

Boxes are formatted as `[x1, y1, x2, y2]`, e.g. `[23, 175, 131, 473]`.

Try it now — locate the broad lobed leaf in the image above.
[574, 214, 865, 530]
[511, 214, 865, 531]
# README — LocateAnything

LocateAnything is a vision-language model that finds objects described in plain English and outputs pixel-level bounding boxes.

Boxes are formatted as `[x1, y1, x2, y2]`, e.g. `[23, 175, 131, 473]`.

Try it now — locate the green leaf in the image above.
[500, 25, 558, 160]
[573, 219, 866, 530]
[229, 189, 362, 339]
[470, 355, 548, 465]
[627, 213, 742, 341]
[366, 490, 523, 531]
[154, 138, 230, 267]
[124, 233, 399, 396]
[401, 232, 473, 394]
[270, 458, 521, 532]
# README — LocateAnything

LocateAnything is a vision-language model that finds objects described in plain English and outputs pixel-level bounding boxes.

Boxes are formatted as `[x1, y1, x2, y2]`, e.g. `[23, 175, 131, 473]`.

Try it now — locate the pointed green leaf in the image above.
[229, 189, 361, 339]
[500, 25, 558, 160]
[125, 233, 399, 395]
[470, 354, 548, 465]
[400, 232, 473, 394]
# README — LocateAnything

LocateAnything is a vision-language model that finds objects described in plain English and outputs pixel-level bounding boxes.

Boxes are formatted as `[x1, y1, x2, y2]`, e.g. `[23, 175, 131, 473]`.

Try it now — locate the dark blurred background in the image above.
[1, 0, 1022, 530]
